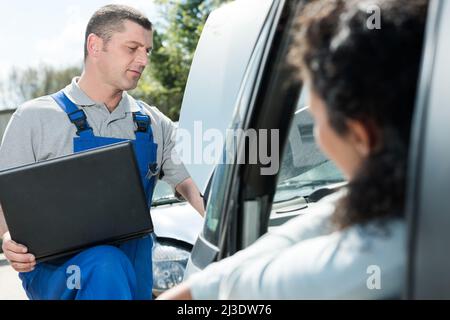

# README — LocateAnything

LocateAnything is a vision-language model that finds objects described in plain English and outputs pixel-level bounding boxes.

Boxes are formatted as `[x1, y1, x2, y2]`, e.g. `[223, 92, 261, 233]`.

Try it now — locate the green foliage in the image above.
[0, 64, 82, 106]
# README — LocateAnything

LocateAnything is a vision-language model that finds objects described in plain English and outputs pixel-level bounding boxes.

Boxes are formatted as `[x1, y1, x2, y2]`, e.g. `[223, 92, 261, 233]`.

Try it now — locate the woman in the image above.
[158, 0, 428, 299]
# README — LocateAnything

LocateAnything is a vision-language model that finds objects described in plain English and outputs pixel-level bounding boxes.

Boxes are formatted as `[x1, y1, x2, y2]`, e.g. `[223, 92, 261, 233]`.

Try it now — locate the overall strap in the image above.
[51, 91, 93, 137]
[133, 101, 154, 142]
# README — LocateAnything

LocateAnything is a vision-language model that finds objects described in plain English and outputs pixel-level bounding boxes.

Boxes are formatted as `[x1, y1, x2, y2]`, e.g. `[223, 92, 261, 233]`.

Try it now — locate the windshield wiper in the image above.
[151, 197, 183, 207]
[277, 179, 343, 191]
[273, 194, 308, 204]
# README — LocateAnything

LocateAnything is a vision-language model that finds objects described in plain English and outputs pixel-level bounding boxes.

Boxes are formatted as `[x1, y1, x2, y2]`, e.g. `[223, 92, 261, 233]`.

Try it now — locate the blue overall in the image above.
[18, 91, 158, 300]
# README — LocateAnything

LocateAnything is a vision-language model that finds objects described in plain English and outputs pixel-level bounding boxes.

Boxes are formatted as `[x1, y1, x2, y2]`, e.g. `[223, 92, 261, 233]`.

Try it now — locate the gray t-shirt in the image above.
[0, 77, 190, 189]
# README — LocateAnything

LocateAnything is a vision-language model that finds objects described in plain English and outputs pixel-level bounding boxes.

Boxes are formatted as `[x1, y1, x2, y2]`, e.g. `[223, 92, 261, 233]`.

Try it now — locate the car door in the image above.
[182, 0, 290, 276]
[405, 0, 450, 299]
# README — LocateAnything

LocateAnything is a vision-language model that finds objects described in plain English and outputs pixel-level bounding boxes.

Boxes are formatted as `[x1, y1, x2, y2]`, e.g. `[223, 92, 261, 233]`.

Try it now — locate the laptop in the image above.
[0, 141, 154, 263]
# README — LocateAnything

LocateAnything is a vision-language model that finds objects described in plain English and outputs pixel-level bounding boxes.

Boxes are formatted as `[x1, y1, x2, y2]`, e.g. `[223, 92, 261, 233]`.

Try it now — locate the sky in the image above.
[0, 0, 160, 107]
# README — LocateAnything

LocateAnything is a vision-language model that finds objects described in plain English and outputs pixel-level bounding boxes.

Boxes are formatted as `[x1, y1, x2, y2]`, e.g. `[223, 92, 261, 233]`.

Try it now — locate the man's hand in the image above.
[1, 232, 36, 273]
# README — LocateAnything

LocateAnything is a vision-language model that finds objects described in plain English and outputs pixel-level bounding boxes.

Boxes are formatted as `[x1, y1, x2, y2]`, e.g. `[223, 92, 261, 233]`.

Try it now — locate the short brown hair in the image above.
[84, 4, 152, 60]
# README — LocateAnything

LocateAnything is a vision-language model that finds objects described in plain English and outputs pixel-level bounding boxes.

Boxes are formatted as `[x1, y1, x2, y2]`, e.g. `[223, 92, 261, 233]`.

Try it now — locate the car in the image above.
[174, 0, 450, 300]
[175, 0, 345, 278]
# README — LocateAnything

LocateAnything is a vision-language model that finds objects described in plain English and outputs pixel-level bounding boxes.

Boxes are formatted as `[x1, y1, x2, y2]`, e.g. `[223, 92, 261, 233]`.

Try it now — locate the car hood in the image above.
[151, 202, 204, 245]
[176, 0, 274, 193]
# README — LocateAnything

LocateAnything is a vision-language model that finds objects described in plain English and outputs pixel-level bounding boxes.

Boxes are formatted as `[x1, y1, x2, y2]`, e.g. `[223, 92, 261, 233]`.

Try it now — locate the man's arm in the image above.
[176, 178, 205, 217]
[151, 107, 205, 216]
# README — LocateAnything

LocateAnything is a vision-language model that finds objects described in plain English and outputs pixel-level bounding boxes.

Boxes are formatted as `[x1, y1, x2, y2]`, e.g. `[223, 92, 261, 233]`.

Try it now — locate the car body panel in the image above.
[151, 202, 204, 245]
[406, 0, 450, 299]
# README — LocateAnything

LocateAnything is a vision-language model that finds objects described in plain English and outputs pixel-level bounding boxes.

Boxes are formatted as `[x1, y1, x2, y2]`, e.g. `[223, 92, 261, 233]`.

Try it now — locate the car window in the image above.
[273, 88, 345, 204]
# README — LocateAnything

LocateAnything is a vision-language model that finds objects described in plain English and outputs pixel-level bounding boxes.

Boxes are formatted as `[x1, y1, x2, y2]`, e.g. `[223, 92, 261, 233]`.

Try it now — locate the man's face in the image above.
[96, 20, 153, 91]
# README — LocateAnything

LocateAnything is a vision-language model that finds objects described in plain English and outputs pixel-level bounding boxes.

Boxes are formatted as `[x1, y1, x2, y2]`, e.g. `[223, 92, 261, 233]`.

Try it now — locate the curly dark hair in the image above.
[290, 0, 428, 229]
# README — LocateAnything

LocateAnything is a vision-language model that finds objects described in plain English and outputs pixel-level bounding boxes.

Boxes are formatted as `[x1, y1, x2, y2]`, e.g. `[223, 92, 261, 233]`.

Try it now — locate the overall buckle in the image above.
[68, 110, 91, 135]
[133, 113, 150, 133]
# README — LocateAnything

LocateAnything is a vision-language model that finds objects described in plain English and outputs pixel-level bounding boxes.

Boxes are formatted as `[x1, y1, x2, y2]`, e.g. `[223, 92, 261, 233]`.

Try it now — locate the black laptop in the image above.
[0, 141, 154, 263]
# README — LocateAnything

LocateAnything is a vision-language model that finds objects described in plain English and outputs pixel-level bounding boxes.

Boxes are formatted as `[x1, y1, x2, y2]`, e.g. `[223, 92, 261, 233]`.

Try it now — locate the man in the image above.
[0, 4, 204, 300]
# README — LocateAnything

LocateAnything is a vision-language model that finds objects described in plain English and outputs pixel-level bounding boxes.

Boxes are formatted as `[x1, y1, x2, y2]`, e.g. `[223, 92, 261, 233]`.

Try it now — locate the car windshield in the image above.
[151, 122, 184, 207]
[273, 89, 345, 203]
[151, 180, 181, 207]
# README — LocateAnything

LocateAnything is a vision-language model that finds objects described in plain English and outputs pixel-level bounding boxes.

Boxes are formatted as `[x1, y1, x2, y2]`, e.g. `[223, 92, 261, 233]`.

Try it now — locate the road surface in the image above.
[0, 254, 28, 300]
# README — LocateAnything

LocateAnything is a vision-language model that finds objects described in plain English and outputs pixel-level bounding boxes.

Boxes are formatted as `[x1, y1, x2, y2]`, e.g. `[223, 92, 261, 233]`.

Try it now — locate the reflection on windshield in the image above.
[273, 89, 345, 203]
[152, 180, 179, 206]
[274, 161, 343, 203]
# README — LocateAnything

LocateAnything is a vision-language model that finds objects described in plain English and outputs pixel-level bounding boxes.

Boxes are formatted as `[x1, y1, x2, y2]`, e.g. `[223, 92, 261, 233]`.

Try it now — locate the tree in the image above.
[131, 0, 230, 120]
[0, 64, 82, 107]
